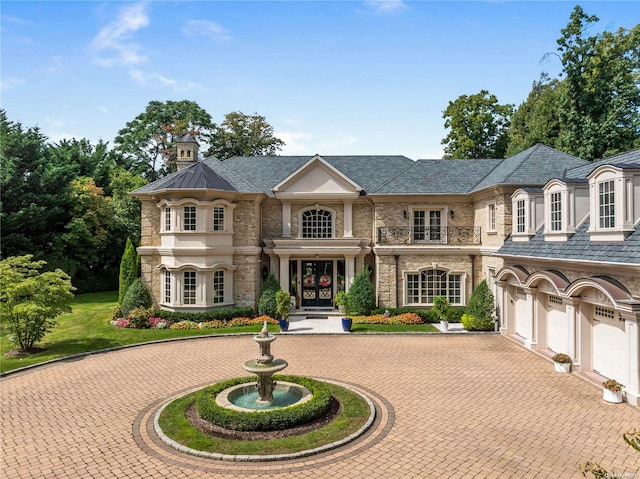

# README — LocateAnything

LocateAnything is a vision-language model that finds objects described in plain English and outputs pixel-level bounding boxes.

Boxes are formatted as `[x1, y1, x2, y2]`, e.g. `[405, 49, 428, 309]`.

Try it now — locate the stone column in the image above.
[343, 202, 353, 238]
[282, 202, 291, 238]
[279, 255, 289, 291]
[577, 300, 592, 373]
[345, 255, 356, 292]
[565, 298, 580, 367]
[496, 280, 507, 335]
[524, 287, 538, 350]
[622, 310, 640, 406]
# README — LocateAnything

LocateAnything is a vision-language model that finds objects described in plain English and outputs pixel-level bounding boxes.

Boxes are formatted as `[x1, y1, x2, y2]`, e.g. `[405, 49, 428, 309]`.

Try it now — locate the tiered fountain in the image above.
[215, 322, 311, 411]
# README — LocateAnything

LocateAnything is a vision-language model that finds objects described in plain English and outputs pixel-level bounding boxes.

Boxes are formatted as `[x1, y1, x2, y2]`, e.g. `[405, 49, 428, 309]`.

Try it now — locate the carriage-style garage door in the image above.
[592, 306, 626, 383]
[547, 295, 568, 354]
[514, 288, 529, 340]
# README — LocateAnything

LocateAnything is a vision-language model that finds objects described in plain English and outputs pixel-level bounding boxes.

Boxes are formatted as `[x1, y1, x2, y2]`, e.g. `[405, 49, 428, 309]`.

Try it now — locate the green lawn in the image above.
[0, 291, 439, 374]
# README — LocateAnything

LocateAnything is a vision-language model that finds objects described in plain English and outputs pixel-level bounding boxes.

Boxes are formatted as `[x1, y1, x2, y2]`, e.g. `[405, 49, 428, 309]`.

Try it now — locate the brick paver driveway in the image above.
[1, 334, 638, 478]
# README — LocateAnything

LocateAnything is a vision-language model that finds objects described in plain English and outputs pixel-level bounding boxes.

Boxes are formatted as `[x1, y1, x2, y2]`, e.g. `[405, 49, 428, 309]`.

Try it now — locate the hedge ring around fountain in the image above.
[153, 322, 377, 460]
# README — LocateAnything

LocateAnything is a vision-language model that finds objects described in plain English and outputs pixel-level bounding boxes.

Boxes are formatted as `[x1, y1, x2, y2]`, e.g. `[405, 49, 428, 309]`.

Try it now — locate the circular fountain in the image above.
[215, 322, 311, 411]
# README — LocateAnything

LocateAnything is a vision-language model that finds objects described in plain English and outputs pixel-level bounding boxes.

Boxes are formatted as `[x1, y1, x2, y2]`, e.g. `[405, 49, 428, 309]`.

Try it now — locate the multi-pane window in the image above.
[164, 207, 171, 232]
[164, 271, 171, 303]
[406, 269, 462, 305]
[413, 210, 442, 242]
[183, 206, 197, 231]
[516, 199, 526, 233]
[550, 192, 562, 232]
[487, 203, 496, 232]
[302, 209, 332, 238]
[213, 206, 224, 231]
[213, 270, 224, 304]
[598, 180, 615, 228]
[183, 271, 196, 304]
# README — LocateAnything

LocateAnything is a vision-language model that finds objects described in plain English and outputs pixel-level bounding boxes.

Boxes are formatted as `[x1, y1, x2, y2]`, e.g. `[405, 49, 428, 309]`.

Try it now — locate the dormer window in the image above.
[543, 179, 588, 242]
[511, 189, 543, 242]
[550, 192, 562, 232]
[588, 165, 638, 241]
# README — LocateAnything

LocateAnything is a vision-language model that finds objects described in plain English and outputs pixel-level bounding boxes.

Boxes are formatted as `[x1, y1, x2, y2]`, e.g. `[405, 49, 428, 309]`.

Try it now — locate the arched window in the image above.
[406, 269, 463, 305]
[301, 209, 333, 238]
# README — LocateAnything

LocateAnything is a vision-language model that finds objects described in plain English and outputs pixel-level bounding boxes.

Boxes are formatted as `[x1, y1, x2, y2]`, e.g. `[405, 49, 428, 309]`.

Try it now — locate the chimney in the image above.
[176, 133, 199, 171]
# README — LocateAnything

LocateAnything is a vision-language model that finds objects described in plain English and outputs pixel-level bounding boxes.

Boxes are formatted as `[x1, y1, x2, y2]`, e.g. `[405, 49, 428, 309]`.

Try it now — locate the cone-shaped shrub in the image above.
[121, 278, 153, 318]
[118, 238, 139, 304]
[258, 273, 280, 317]
[346, 269, 376, 316]
[462, 280, 495, 331]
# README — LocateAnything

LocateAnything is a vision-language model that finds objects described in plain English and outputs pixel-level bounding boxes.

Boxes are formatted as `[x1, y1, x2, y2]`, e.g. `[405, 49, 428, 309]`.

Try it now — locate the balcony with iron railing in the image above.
[376, 226, 481, 245]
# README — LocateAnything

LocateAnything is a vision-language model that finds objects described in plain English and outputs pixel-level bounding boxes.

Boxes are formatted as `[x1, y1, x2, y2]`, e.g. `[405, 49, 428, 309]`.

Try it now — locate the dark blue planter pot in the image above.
[341, 318, 352, 332]
[278, 318, 289, 332]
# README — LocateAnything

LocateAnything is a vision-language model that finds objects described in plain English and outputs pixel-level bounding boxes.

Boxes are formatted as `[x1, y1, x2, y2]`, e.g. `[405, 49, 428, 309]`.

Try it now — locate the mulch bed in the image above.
[4, 347, 44, 357]
[185, 396, 341, 441]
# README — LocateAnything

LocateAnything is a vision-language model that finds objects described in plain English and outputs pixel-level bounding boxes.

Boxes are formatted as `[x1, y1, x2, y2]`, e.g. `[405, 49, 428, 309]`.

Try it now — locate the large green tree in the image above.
[0, 255, 75, 351]
[113, 100, 215, 180]
[441, 90, 513, 159]
[204, 111, 285, 159]
[554, 6, 640, 160]
[507, 74, 564, 156]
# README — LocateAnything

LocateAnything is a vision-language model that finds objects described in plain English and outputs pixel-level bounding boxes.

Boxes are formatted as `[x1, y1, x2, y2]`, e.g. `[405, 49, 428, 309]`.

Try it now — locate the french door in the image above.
[301, 261, 333, 307]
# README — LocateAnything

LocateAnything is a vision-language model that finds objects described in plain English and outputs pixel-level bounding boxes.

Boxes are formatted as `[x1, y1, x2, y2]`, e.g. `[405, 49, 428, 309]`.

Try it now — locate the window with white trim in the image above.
[550, 192, 562, 232]
[413, 210, 442, 242]
[598, 180, 615, 229]
[183, 271, 196, 304]
[213, 206, 225, 231]
[183, 206, 197, 231]
[164, 207, 171, 232]
[302, 209, 332, 238]
[164, 270, 171, 303]
[213, 270, 224, 304]
[516, 199, 525, 233]
[406, 269, 463, 305]
[487, 203, 496, 232]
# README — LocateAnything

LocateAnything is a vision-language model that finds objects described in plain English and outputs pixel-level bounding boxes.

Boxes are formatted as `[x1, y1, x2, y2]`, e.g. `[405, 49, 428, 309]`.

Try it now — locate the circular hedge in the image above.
[195, 375, 332, 431]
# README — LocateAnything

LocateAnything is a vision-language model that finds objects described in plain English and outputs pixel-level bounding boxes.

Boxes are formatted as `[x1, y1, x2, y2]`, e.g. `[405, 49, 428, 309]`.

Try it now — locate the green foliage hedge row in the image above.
[196, 375, 332, 431]
[156, 307, 254, 323]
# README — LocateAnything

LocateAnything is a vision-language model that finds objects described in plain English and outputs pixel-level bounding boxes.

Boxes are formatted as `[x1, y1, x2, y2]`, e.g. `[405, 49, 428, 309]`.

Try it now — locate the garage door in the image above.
[592, 306, 626, 383]
[547, 295, 568, 354]
[514, 288, 528, 339]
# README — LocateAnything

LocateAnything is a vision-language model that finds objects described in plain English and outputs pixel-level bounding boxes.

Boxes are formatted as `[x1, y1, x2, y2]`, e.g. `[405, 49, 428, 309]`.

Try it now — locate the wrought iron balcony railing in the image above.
[376, 226, 481, 245]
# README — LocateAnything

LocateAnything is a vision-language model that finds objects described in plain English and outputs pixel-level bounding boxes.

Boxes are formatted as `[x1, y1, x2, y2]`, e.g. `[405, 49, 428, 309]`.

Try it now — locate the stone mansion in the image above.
[132, 136, 640, 405]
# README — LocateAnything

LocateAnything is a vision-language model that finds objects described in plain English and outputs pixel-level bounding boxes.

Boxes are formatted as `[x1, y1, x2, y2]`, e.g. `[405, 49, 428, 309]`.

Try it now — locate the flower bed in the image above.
[352, 312, 423, 325]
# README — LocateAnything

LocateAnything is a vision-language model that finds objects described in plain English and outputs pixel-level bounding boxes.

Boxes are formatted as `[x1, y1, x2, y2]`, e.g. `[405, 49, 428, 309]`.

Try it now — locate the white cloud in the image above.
[183, 20, 231, 42]
[45, 117, 66, 129]
[0, 76, 25, 90]
[129, 69, 201, 92]
[277, 131, 313, 155]
[90, 2, 149, 66]
[363, 0, 408, 14]
[317, 134, 359, 152]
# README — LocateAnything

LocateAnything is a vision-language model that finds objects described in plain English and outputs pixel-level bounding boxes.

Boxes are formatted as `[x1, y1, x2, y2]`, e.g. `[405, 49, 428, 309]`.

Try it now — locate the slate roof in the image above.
[134, 161, 236, 193]
[566, 147, 640, 179]
[372, 159, 501, 194]
[203, 155, 415, 196]
[470, 144, 588, 192]
[497, 217, 640, 265]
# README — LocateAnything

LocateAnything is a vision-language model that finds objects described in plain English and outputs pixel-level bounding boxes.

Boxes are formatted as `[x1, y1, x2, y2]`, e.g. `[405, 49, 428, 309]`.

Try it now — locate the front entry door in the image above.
[301, 261, 333, 307]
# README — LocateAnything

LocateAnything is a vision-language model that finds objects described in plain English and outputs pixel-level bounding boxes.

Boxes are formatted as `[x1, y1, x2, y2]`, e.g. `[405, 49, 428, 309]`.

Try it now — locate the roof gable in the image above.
[273, 155, 362, 199]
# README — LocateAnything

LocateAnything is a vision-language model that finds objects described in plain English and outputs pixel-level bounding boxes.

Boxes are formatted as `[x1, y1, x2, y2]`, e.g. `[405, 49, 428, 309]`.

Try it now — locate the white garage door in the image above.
[592, 306, 626, 383]
[515, 288, 528, 339]
[547, 295, 568, 354]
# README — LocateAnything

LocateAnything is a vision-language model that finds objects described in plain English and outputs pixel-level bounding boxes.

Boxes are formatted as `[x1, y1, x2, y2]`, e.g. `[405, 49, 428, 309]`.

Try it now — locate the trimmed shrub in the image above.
[118, 238, 138, 304]
[121, 278, 153, 317]
[346, 269, 376, 316]
[462, 280, 495, 331]
[156, 307, 253, 323]
[431, 296, 452, 321]
[258, 274, 280, 317]
[127, 306, 154, 328]
[196, 375, 332, 431]
[461, 313, 494, 331]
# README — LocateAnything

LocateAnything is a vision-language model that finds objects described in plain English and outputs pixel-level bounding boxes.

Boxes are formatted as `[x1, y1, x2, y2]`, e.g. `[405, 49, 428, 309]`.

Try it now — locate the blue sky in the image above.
[1, 1, 637, 160]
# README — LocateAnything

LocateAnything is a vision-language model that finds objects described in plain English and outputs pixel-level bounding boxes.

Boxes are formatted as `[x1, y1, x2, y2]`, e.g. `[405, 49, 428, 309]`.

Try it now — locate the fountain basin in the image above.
[216, 381, 313, 412]
[242, 358, 288, 375]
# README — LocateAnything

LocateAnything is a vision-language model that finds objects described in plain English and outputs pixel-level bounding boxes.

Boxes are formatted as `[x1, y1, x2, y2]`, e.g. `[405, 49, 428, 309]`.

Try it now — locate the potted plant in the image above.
[337, 291, 353, 332]
[552, 353, 571, 373]
[602, 379, 624, 403]
[334, 291, 347, 313]
[275, 290, 290, 332]
[432, 296, 451, 332]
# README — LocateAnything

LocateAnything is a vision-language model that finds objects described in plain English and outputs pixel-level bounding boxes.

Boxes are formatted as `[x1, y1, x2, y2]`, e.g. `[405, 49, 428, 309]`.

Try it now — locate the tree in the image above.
[205, 111, 285, 159]
[507, 74, 564, 156]
[109, 168, 147, 246]
[0, 255, 75, 352]
[118, 238, 139, 304]
[554, 6, 640, 160]
[441, 90, 513, 159]
[461, 280, 495, 331]
[113, 100, 215, 180]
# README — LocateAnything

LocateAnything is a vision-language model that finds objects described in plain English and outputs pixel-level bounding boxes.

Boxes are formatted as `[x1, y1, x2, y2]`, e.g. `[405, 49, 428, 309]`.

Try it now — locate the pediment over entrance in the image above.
[273, 155, 362, 200]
